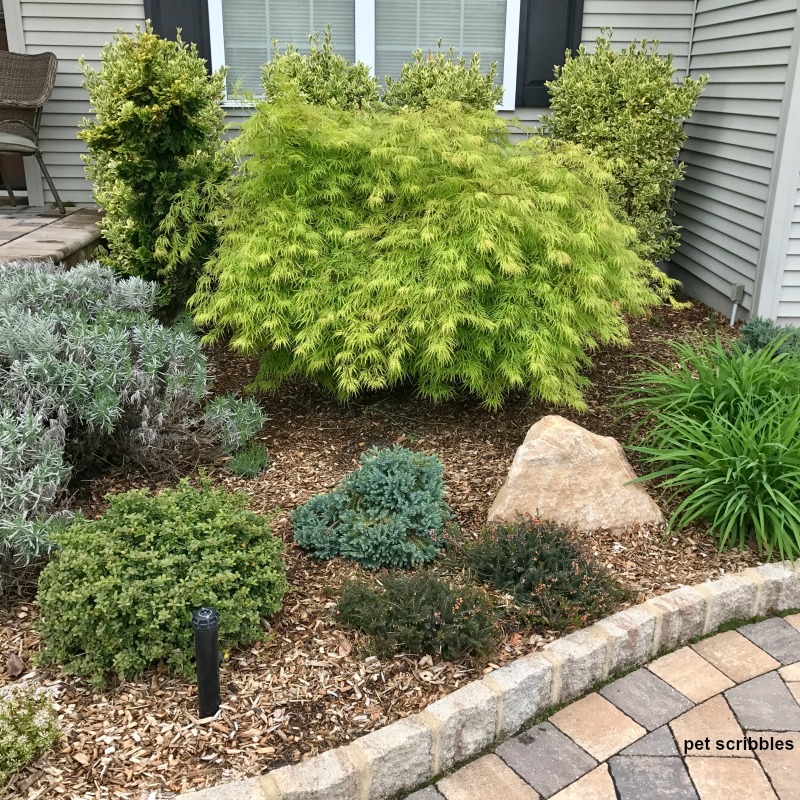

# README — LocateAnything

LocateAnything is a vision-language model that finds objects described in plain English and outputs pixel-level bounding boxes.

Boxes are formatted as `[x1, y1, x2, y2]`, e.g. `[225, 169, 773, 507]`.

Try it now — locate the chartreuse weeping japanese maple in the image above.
[191, 97, 658, 409]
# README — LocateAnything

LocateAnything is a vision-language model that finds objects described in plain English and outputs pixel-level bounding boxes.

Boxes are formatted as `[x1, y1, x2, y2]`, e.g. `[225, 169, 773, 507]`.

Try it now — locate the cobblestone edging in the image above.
[181, 562, 800, 800]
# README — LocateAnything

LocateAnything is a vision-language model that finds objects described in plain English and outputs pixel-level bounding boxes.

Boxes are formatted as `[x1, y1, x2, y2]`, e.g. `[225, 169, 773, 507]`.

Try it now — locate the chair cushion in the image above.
[0, 132, 37, 154]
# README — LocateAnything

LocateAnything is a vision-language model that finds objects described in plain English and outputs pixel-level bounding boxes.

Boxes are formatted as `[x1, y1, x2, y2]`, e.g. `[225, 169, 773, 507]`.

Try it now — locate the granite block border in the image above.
[179, 561, 800, 800]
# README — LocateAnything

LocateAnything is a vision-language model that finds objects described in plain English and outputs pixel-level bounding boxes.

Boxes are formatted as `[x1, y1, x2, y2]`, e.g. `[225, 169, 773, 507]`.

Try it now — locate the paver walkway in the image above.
[406, 615, 800, 800]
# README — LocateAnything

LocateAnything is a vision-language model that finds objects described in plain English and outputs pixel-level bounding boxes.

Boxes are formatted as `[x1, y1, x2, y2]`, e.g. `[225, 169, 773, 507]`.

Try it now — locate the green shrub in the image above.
[740, 317, 800, 357]
[292, 446, 452, 569]
[0, 685, 60, 786]
[337, 572, 501, 663]
[621, 339, 800, 558]
[36, 478, 287, 684]
[457, 518, 627, 629]
[542, 35, 707, 289]
[80, 24, 232, 300]
[383, 45, 502, 110]
[192, 96, 657, 409]
[227, 442, 270, 477]
[261, 26, 379, 110]
[203, 396, 265, 454]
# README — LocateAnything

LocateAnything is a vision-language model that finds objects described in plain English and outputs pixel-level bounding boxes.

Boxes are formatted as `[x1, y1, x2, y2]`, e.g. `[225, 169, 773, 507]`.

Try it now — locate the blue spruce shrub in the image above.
[291, 446, 453, 569]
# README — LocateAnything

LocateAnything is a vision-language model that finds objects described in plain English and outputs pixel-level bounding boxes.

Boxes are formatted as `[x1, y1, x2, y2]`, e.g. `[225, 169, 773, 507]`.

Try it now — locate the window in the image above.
[208, 0, 520, 109]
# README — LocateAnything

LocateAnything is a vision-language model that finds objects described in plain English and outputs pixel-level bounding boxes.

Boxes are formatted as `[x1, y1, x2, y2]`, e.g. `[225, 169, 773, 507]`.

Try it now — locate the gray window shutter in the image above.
[516, 0, 584, 107]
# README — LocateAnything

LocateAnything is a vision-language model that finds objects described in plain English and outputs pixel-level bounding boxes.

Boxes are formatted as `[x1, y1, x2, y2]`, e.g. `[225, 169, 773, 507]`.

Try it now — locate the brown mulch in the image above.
[1, 301, 762, 800]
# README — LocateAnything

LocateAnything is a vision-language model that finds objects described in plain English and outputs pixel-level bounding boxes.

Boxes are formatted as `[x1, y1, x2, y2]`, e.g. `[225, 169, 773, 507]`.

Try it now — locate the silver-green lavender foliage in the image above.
[292, 446, 454, 569]
[203, 395, 265, 454]
[0, 684, 60, 786]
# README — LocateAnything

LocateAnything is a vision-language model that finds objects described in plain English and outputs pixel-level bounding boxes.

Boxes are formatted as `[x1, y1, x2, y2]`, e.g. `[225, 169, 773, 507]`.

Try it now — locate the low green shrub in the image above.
[203, 396, 265, 454]
[740, 317, 800, 357]
[383, 45, 502, 110]
[337, 572, 501, 663]
[192, 96, 657, 409]
[621, 339, 800, 558]
[37, 478, 287, 684]
[292, 446, 452, 569]
[457, 518, 627, 629]
[542, 34, 707, 290]
[80, 24, 231, 300]
[227, 442, 270, 477]
[261, 26, 379, 110]
[0, 685, 60, 786]
[0, 261, 265, 593]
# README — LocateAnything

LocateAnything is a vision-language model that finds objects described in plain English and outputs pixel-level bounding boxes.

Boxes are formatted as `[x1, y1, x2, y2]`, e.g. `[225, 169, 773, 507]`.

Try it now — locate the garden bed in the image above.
[1, 300, 762, 800]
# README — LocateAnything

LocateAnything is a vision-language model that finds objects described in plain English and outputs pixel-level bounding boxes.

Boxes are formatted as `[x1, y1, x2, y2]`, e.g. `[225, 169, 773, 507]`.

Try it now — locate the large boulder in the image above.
[488, 415, 664, 533]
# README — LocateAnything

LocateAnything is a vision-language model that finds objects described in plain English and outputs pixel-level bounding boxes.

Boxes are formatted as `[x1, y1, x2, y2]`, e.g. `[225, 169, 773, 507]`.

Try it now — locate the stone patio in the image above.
[0, 201, 102, 266]
[408, 615, 800, 800]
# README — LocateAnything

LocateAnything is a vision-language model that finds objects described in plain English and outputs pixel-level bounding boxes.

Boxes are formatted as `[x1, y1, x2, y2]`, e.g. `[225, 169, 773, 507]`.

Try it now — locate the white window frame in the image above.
[208, 0, 520, 111]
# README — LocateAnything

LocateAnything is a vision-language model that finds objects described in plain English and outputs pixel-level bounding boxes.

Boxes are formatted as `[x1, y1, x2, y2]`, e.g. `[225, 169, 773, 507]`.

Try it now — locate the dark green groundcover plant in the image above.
[36, 478, 287, 685]
[191, 95, 658, 409]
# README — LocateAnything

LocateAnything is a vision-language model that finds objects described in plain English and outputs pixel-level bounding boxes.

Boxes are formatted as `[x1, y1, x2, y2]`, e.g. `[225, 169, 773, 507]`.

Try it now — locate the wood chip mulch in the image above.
[1, 301, 762, 800]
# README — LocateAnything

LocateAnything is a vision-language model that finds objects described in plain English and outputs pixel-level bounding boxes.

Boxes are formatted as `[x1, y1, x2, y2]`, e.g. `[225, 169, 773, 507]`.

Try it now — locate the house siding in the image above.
[777, 185, 800, 324]
[18, 0, 145, 204]
[670, 0, 799, 317]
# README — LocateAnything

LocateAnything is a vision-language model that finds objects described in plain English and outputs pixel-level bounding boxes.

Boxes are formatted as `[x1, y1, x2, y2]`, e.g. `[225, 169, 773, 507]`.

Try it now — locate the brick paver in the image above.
[599, 668, 693, 730]
[403, 617, 800, 800]
[436, 755, 539, 800]
[648, 647, 735, 703]
[549, 693, 645, 761]
[686, 757, 777, 799]
[692, 631, 780, 683]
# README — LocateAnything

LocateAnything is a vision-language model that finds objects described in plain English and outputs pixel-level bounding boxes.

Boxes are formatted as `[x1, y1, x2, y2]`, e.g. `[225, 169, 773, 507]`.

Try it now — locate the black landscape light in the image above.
[191, 607, 221, 718]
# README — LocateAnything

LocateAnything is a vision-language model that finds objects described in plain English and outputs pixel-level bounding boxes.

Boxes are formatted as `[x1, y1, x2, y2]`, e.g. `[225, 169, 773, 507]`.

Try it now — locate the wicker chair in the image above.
[0, 50, 65, 214]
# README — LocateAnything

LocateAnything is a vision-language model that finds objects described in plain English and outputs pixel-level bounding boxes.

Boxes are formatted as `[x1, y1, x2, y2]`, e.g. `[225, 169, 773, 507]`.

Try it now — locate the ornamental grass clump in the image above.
[192, 95, 657, 409]
[36, 478, 287, 684]
[0, 685, 60, 786]
[621, 338, 800, 559]
[542, 34, 707, 291]
[337, 572, 501, 663]
[457, 518, 627, 629]
[292, 446, 452, 569]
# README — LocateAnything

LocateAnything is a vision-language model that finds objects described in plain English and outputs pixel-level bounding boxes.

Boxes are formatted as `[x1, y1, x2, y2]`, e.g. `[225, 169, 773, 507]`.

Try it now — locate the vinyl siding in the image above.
[18, 0, 145, 204]
[778, 185, 800, 324]
[670, 0, 799, 315]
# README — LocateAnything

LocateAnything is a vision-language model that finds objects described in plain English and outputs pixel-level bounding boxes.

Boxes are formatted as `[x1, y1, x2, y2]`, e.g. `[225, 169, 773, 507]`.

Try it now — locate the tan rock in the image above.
[488, 415, 664, 533]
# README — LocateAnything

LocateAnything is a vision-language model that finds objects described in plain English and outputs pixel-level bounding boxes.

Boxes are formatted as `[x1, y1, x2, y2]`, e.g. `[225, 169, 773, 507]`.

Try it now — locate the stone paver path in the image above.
[406, 615, 800, 800]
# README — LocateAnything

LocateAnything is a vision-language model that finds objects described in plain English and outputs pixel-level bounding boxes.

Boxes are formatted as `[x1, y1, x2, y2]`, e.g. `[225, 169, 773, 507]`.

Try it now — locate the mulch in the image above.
[0, 300, 762, 800]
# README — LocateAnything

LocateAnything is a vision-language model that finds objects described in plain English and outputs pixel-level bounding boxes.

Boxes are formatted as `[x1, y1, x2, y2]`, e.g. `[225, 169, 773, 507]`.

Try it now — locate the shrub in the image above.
[203, 395, 265, 454]
[383, 45, 502, 110]
[0, 685, 60, 786]
[337, 572, 501, 663]
[292, 446, 452, 569]
[80, 24, 232, 300]
[457, 518, 627, 629]
[36, 478, 287, 684]
[0, 261, 265, 593]
[621, 339, 800, 558]
[192, 96, 657, 409]
[261, 26, 379, 110]
[227, 442, 270, 478]
[740, 317, 800, 357]
[542, 35, 707, 289]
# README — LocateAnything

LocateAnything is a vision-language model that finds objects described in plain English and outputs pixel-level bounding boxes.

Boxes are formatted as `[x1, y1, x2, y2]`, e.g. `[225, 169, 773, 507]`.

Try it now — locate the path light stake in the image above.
[191, 607, 221, 718]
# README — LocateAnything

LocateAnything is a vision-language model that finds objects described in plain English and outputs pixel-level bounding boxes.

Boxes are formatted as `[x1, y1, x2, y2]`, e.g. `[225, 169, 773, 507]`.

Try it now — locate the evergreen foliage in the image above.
[227, 442, 270, 478]
[79, 24, 232, 300]
[337, 572, 501, 663]
[292, 446, 452, 569]
[740, 317, 800, 357]
[382, 45, 502, 110]
[542, 34, 707, 287]
[261, 26, 379, 110]
[192, 96, 657, 408]
[36, 478, 287, 684]
[0, 685, 60, 786]
[621, 339, 800, 559]
[203, 395, 265, 454]
[0, 261, 266, 593]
